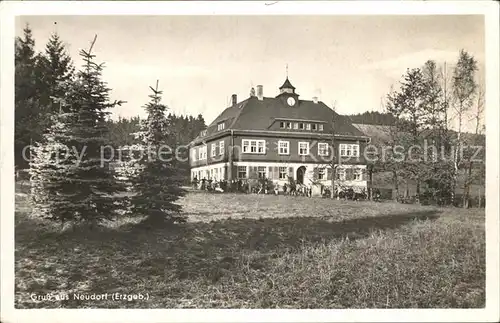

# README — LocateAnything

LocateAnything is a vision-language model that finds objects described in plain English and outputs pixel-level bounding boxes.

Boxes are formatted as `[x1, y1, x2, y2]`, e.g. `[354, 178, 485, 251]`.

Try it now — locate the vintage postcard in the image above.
[1, 1, 498, 322]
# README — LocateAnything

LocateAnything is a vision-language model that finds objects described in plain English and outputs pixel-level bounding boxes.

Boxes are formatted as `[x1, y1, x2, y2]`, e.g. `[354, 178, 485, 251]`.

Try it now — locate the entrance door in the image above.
[296, 166, 306, 184]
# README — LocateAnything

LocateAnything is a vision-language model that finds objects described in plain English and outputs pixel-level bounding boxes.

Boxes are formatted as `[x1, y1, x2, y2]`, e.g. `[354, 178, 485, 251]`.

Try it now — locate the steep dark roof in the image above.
[194, 96, 366, 142]
[279, 77, 296, 90]
[352, 124, 392, 145]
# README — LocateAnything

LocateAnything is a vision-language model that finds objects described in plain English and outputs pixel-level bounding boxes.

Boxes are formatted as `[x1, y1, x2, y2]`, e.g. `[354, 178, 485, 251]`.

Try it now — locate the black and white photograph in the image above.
[1, 1, 499, 322]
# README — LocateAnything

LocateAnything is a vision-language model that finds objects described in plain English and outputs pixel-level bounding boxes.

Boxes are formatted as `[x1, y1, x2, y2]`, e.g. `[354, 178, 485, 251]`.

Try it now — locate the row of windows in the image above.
[192, 141, 360, 160]
[193, 141, 225, 161]
[192, 167, 225, 181]
[243, 140, 329, 156]
[242, 140, 359, 157]
[236, 165, 363, 181]
[237, 166, 289, 180]
[279, 121, 324, 132]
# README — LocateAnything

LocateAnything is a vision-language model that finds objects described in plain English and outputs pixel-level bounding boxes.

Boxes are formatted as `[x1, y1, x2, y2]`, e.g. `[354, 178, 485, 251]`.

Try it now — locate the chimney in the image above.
[312, 96, 318, 104]
[256, 85, 263, 100]
[231, 94, 237, 107]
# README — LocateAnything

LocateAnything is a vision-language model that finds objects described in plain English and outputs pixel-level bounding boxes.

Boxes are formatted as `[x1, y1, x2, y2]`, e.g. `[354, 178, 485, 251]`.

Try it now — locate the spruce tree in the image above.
[130, 81, 186, 224]
[15, 24, 41, 168]
[37, 32, 75, 116]
[30, 111, 81, 223]
[66, 36, 126, 225]
[30, 35, 125, 227]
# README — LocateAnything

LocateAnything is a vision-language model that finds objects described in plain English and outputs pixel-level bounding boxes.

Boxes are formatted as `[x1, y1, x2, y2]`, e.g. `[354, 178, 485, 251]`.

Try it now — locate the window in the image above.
[280, 121, 285, 129]
[211, 143, 216, 157]
[278, 141, 289, 155]
[306, 123, 311, 130]
[242, 139, 266, 154]
[191, 148, 196, 161]
[237, 166, 247, 179]
[257, 141, 265, 153]
[312, 124, 317, 131]
[336, 168, 346, 181]
[219, 141, 224, 155]
[353, 144, 359, 157]
[318, 124, 324, 131]
[318, 143, 329, 156]
[198, 145, 207, 160]
[353, 168, 362, 181]
[318, 168, 325, 180]
[286, 122, 292, 129]
[210, 169, 214, 179]
[214, 168, 219, 180]
[217, 122, 225, 131]
[299, 123, 304, 130]
[200, 130, 207, 137]
[293, 122, 298, 129]
[339, 144, 360, 157]
[279, 167, 287, 179]
[298, 142, 309, 155]
[258, 166, 266, 179]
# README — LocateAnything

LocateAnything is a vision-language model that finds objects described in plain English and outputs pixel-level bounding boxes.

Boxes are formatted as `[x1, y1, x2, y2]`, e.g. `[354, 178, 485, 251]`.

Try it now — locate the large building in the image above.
[189, 77, 371, 191]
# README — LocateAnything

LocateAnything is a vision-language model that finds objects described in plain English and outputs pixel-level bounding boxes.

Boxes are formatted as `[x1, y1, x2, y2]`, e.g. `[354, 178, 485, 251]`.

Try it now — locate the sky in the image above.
[16, 15, 485, 129]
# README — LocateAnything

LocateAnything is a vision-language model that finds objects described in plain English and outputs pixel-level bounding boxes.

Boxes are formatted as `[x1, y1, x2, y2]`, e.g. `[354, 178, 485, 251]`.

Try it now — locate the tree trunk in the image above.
[368, 166, 373, 200]
[330, 165, 336, 199]
[416, 178, 421, 204]
[452, 107, 463, 206]
[463, 161, 473, 208]
[392, 170, 399, 201]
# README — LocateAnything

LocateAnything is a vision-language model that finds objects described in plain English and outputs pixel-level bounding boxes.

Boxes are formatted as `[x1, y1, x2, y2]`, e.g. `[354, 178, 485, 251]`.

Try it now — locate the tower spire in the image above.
[286, 64, 288, 78]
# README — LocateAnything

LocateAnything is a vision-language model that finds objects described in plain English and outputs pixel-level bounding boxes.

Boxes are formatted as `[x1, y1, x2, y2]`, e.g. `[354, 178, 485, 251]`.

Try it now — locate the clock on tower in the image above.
[277, 77, 299, 107]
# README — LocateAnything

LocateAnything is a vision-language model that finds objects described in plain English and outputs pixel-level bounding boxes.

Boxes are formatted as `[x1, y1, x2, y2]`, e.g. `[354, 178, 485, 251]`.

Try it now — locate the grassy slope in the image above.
[15, 189, 485, 308]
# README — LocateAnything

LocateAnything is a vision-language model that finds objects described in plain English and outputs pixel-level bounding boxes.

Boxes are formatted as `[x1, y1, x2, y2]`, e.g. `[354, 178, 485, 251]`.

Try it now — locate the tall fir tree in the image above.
[31, 35, 125, 227]
[29, 110, 81, 223]
[15, 24, 41, 168]
[67, 36, 126, 225]
[130, 81, 186, 224]
[37, 32, 75, 117]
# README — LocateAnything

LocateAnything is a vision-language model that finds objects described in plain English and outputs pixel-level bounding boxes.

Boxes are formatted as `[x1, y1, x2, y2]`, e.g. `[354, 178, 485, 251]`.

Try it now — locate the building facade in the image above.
[189, 78, 370, 191]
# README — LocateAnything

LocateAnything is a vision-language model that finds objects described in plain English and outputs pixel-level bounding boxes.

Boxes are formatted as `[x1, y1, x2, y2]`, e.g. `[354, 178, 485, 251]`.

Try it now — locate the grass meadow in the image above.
[15, 184, 485, 309]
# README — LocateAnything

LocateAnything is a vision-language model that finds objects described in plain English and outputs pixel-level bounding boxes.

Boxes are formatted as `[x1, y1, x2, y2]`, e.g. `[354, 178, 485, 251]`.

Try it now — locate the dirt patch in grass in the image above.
[15, 192, 485, 308]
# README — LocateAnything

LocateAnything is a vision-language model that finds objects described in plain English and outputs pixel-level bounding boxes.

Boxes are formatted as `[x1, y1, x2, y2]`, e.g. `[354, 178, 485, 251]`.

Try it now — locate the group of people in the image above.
[192, 177, 248, 193]
[252, 182, 312, 197]
[191, 177, 382, 201]
[281, 182, 313, 197]
[192, 176, 315, 197]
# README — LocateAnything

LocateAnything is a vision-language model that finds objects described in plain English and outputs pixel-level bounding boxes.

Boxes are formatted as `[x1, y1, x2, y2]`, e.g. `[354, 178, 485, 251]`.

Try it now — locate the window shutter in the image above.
[274, 166, 279, 180]
[327, 168, 332, 180]
[288, 167, 294, 179]
[268, 166, 273, 179]
[361, 168, 367, 181]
